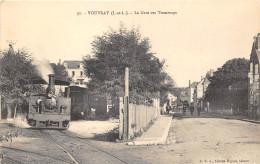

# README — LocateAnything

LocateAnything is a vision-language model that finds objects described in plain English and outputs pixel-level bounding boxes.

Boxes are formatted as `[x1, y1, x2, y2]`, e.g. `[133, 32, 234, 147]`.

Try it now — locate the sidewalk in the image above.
[127, 115, 172, 146]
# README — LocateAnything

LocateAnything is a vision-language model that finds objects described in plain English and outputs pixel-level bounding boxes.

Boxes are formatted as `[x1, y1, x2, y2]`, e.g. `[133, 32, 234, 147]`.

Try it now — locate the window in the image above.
[72, 71, 75, 77]
[80, 71, 83, 76]
[255, 64, 259, 74]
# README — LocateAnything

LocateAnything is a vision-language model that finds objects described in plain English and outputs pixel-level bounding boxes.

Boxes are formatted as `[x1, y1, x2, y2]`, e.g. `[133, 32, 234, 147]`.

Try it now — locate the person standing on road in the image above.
[166, 104, 170, 114]
[190, 103, 194, 115]
[183, 103, 186, 115]
[197, 106, 201, 116]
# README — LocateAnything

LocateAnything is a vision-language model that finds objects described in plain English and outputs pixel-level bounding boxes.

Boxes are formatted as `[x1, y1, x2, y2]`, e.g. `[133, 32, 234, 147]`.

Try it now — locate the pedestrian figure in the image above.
[190, 103, 194, 115]
[183, 104, 186, 115]
[90, 107, 96, 119]
[183, 101, 189, 115]
[166, 104, 170, 114]
[36, 97, 42, 114]
[197, 106, 201, 116]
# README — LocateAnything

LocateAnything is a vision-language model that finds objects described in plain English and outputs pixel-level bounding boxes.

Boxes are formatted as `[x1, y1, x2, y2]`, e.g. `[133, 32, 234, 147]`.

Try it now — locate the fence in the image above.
[119, 97, 160, 139]
[128, 103, 160, 138]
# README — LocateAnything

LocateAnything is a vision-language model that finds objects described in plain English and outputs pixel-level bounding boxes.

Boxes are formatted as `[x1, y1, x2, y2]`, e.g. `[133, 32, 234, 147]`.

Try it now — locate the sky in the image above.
[1, 0, 260, 87]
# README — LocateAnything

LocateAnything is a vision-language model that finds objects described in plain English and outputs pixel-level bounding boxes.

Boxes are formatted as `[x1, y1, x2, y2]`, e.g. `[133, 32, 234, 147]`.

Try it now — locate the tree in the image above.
[208, 58, 249, 88]
[83, 24, 175, 104]
[0, 44, 40, 117]
[205, 58, 249, 110]
[159, 74, 176, 106]
[50, 63, 70, 81]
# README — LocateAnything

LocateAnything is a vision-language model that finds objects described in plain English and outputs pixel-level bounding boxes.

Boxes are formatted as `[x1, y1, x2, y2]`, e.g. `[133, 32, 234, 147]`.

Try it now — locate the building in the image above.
[194, 75, 212, 111]
[62, 60, 89, 86]
[167, 93, 177, 106]
[189, 81, 199, 104]
[248, 33, 260, 118]
[179, 87, 190, 103]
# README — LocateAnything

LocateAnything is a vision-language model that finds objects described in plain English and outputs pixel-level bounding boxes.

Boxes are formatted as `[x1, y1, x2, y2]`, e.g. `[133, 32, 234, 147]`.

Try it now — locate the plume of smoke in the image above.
[14, 114, 30, 128]
[6, 105, 30, 128]
[6, 114, 30, 128]
[35, 59, 54, 82]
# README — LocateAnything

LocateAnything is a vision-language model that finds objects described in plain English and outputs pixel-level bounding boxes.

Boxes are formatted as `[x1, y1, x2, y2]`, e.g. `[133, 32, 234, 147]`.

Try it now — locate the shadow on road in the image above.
[171, 111, 260, 124]
[91, 127, 119, 142]
[171, 111, 227, 119]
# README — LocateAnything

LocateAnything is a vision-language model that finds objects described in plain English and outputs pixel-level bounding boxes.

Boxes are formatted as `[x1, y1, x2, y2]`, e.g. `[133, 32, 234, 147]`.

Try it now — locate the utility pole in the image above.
[125, 67, 129, 97]
[122, 67, 129, 140]
[0, 94, 1, 120]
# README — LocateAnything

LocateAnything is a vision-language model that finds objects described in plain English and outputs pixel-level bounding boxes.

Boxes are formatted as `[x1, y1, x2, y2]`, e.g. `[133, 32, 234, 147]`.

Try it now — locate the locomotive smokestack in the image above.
[47, 74, 55, 96]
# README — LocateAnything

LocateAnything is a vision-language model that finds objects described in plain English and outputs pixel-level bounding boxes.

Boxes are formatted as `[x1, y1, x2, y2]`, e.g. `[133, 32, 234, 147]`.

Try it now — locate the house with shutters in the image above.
[62, 60, 89, 86]
[248, 33, 260, 118]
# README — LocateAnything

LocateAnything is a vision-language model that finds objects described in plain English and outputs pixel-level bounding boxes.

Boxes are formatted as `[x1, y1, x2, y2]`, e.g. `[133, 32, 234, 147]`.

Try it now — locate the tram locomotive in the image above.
[27, 74, 71, 129]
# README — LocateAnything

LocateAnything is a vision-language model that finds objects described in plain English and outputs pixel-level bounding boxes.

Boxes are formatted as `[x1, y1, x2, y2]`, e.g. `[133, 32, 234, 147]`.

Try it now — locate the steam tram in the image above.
[27, 74, 71, 129]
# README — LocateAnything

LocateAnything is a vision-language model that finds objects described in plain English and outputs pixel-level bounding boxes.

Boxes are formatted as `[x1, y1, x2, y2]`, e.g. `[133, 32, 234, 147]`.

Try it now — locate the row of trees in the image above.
[83, 25, 175, 105]
[205, 58, 249, 112]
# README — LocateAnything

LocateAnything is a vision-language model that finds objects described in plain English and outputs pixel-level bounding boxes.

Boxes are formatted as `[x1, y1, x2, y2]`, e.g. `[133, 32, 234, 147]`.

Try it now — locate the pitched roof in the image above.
[190, 82, 199, 88]
[62, 60, 82, 69]
[197, 78, 204, 85]
[250, 33, 260, 63]
[255, 34, 260, 62]
[202, 77, 211, 85]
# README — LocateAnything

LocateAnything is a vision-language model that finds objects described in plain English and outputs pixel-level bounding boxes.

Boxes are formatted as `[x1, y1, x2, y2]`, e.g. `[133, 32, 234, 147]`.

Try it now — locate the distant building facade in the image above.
[189, 82, 199, 104]
[192, 71, 213, 111]
[167, 93, 177, 106]
[179, 87, 190, 103]
[62, 60, 89, 86]
[248, 33, 260, 118]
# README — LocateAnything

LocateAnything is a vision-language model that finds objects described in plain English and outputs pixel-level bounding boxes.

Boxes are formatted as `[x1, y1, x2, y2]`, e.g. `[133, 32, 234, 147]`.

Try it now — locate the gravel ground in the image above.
[68, 118, 119, 139]
[0, 118, 120, 164]
[1, 114, 259, 164]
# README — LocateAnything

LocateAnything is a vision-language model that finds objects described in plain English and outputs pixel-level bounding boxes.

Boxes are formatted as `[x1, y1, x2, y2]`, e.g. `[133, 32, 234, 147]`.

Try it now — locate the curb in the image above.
[231, 118, 260, 124]
[208, 114, 260, 124]
[127, 116, 172, 146]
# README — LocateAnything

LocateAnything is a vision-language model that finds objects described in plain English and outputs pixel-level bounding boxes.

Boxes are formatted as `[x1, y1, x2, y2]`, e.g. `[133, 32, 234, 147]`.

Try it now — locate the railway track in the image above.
[2, 146, 74, 164]
[59, 131, 128, 164]
[2, 155, 23, 164]
[41, 130, 128, 164]
[39, 130, 80, 164]
[3, 129, 128, 164]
